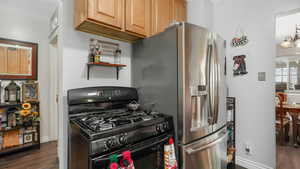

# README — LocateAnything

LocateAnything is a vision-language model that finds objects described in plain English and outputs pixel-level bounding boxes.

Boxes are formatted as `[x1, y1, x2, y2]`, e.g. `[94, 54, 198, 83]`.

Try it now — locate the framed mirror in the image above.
[0, 38, 38, 80]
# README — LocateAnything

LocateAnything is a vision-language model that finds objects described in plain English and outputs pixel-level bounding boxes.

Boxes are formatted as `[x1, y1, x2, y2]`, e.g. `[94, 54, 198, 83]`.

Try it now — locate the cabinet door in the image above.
[19, 49, 31, 75]
[7, 47, 19, 74]
[88, 0, 124, 29]
[151, 0, 173, 35]
[174, 0, 186, 22]
[125, 0, 150, 36]
[0, 47, 7, 74]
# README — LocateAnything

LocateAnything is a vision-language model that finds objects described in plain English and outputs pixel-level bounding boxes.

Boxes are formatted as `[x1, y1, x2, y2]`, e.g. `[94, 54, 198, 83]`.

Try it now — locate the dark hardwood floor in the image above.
[276, 123, 300, 169]
[0, 141, 59, 169]
[277, 144, 300, 169]
[0, 140, 247, 169]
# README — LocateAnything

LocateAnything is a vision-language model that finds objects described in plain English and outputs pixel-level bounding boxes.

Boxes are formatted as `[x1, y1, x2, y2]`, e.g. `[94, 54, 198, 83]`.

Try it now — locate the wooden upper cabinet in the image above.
[88, 0, 124, 29]
[173, 0, 187, 22]
[151, 0, 173, 35]
[125, 0, 150, 36]
[74, 0, 187, 42]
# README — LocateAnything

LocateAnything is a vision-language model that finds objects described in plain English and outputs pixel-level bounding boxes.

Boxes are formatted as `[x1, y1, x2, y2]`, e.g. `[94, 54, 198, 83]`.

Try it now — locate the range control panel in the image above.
[89, 121, 171, 155]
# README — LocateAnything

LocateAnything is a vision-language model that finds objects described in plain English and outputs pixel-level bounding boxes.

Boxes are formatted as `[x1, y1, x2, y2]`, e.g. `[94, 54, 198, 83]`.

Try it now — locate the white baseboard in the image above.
[40, 136, 50, 143]
[236, 156, 274, 169]
[41, 136, 58, 143]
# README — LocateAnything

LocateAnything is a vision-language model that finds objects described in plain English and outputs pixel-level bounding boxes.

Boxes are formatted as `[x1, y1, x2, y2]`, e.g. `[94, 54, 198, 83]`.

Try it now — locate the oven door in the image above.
[91, 134, 171, 169]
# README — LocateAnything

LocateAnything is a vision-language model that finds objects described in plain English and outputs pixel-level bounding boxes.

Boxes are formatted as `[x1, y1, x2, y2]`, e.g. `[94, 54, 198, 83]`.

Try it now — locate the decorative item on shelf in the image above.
[231, 28, 249, 48]
[4, 81, 21, 103]
[114, 48, 122, 64]
[87, 39, 125, 80]
[3, 129, 19, 148]
[23, 132, 34, 144]
[233, 55, 248, 76]
[0, 109, 4, 129]
[0, 81, 2, 103]
[19, 128, 24, 145]
[22, 81, 39, 102]
[7, 111, 17, 128]
[0, 132, 3, 150]
[89, 38, 120, 64]
[15, 103, 40, 128]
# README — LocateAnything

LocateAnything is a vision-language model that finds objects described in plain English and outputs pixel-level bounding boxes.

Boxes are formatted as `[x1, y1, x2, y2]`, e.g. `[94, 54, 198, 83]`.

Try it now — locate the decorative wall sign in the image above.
[231, 28, 249, 47]
[22, 81, 39, 102]
[233, 55, 248, 76]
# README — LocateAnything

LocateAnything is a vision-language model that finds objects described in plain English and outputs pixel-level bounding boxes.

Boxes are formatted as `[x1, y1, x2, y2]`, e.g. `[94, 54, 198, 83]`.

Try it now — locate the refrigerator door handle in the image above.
[209, 35, 220, 125]
[185, 131, 227, 154]
[207, 41, 213, 125]
[213, 39, 220, 124]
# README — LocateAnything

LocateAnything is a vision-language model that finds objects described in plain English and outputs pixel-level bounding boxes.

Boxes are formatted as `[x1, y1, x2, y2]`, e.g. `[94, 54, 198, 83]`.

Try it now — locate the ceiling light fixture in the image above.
[280, 36, 293, 48]
[280, 24, 300, 48]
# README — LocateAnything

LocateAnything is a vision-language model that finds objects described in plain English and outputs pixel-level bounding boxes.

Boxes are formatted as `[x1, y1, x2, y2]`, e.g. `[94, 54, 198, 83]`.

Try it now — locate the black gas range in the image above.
[68, 87, 173, 169]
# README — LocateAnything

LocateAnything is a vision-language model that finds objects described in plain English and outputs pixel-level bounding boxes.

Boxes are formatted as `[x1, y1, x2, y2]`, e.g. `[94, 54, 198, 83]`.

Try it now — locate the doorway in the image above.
[275, 9, 300, 169]
[49, 34, 60, 156]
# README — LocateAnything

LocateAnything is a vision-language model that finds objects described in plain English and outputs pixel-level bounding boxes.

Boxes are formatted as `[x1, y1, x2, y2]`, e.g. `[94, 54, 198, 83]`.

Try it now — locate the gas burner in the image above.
[75, 110, 161, 133]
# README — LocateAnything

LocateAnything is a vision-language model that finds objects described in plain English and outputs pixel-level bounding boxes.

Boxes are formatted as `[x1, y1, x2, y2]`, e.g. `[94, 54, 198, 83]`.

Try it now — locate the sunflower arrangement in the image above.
[15, 103, 40, 127]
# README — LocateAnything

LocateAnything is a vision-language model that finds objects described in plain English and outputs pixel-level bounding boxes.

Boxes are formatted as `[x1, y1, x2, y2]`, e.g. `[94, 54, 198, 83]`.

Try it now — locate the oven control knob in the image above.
[163, 122, 168, 130]
[106, 139, 114, 148]
[119, 135, 127, 144]
[156, 124, 163, 133]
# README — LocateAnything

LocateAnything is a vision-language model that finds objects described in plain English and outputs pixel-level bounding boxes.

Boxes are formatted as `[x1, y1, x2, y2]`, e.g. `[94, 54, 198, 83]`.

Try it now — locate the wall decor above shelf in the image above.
[87, 62, 126, 80]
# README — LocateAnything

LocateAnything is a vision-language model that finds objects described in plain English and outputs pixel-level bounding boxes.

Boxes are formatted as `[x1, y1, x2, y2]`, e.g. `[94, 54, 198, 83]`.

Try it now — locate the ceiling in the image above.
[276, 11, 300, 43]
[1, 0, 59, 19]
[276, 10, 300, 57]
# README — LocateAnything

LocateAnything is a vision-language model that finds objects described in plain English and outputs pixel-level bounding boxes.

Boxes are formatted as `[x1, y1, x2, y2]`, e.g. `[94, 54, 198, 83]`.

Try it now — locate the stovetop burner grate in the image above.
[73, 110, 161, 133]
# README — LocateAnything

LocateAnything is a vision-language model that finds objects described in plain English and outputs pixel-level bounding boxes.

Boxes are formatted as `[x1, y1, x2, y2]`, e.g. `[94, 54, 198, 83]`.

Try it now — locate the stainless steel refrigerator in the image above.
[132, 22, 228, 169]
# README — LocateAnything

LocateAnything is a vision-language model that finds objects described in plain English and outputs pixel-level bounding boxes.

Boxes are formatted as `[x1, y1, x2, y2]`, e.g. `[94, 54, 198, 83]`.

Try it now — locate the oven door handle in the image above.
[130, 135, 170, 153]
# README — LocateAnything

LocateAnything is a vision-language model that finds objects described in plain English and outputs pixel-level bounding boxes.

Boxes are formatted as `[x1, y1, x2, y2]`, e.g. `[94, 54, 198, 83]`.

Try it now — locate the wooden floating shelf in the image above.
[87, 62, 126, 67]
[87, 62, 127, 80]
[0, 102, 39, 108]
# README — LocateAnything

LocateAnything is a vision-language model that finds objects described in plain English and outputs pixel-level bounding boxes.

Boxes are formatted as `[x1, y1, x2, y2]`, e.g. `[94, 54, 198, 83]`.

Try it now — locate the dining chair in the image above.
[276, 94, 290, 145]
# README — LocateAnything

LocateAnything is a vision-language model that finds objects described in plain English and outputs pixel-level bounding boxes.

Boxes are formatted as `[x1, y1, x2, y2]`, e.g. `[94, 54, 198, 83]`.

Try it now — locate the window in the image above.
[275, 68, 288, 83]
[290, 67, 298, 85]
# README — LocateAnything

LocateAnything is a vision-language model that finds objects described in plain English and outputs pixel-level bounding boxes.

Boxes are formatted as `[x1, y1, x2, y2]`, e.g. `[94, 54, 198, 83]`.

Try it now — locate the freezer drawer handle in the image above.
[185, 132, 227, 155]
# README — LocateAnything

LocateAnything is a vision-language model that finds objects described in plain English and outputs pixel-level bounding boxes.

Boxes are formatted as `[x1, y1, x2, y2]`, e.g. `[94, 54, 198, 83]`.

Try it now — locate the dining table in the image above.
[278, 103, 300, 147]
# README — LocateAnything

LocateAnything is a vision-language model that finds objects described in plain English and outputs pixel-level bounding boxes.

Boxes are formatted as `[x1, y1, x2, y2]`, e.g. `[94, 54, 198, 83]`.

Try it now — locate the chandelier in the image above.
[280, 25, 300, 48]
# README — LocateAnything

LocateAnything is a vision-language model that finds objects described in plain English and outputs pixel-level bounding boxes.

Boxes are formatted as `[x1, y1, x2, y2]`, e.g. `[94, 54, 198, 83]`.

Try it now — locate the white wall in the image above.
[211, 0, 300, 168]
[62, 1, 132, 91]
[187, 0, 214, 30]
[60, 0, 132, 168]
[0, 6, 53, 143]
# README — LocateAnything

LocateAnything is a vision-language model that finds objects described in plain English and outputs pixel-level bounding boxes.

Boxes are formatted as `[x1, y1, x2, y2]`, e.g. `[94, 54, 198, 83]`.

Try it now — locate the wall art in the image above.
[233, 55, 248, 76]
[231, 28, 249, 47]
[22, 81, 39, 102]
